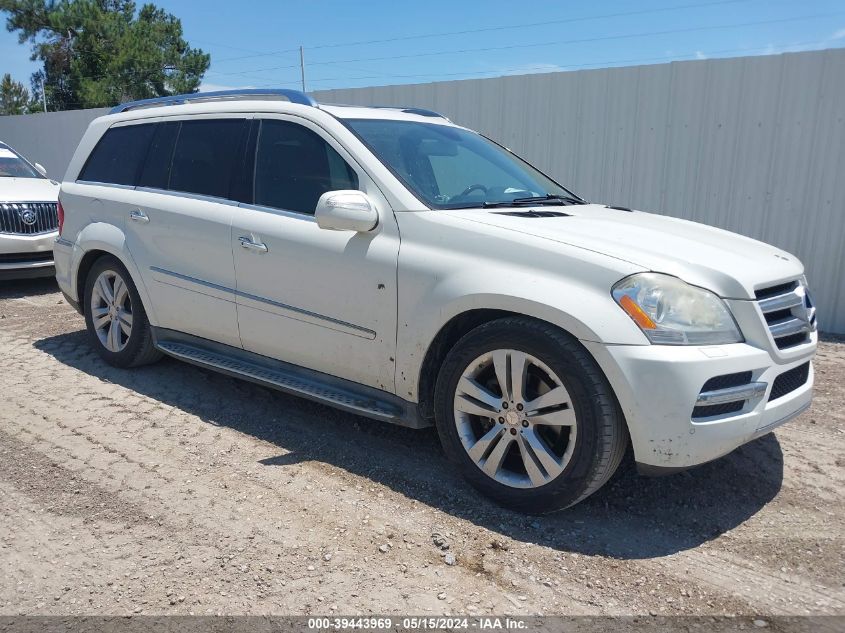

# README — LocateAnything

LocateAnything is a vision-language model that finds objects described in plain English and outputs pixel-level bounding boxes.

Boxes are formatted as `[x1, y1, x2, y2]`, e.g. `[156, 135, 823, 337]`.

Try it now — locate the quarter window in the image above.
[254, 120, 358, 214]
[79, 123, 156, 186]
[169, 119, 246, 199]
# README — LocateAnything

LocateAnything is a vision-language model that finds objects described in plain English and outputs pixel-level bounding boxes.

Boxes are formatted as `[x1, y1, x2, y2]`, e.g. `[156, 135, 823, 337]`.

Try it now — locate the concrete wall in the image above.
[314, 48, 845, 334]
[0, 107, 108, 180]
[1, 48, 842, 331]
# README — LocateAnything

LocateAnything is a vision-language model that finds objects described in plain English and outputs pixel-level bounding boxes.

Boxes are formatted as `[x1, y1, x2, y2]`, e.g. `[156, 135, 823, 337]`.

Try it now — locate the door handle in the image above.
[129, 209, 150, 223]
[239, 236, 269, 253]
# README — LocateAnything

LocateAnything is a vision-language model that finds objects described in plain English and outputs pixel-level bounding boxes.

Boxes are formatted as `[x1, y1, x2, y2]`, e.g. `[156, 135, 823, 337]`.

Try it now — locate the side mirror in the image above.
[315, 190, 379, 232]
[34, 162, 48, 177]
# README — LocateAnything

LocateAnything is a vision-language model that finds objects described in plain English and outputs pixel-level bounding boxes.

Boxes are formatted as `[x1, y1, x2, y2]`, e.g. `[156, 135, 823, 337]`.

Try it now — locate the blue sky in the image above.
[2, 0, 844, 93]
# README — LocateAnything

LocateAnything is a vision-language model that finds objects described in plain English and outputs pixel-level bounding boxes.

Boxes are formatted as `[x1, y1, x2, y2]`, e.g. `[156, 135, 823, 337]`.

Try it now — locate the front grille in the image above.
[755, 280, 815, 350]
[692, 401, 745, 418]
[769, 362, 810, 401]
[755, 281, 798, 300]
[0, 202, 59, 235]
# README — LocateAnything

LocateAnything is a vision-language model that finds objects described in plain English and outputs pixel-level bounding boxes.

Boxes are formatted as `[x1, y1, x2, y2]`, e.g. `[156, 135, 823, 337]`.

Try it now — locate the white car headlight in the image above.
[612, 273, 743, 345]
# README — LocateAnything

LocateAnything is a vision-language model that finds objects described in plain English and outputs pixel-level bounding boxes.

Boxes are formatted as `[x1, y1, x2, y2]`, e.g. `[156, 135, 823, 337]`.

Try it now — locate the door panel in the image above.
[123, 116, 249, 348]
[232, 116, 399, 392]
[125, 190, 241, 348]
[233, 206, 399, 391]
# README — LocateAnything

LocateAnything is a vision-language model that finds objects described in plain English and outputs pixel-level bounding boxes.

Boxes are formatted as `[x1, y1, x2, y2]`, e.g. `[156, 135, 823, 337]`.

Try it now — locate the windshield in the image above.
[0, 145, 42, 178]
[345, 119, 580, 209]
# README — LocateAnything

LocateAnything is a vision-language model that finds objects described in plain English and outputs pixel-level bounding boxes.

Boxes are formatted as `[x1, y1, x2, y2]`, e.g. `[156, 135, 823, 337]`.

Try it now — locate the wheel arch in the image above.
[415, 305, 620, 425]
[72, 223, 156, 323]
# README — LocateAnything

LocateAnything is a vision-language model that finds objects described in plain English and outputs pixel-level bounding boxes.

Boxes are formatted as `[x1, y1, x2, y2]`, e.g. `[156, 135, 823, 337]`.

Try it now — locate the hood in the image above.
[0, 177, 60, 203]
[443, 205, 803, 299]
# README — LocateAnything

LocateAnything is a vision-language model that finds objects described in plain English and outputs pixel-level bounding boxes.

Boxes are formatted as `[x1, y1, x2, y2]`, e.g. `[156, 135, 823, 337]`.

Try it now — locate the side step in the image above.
[154, 333, 427, 428]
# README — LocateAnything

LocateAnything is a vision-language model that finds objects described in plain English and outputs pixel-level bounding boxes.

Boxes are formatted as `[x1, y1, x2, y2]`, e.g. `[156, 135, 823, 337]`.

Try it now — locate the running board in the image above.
[153, 329, 427, 429]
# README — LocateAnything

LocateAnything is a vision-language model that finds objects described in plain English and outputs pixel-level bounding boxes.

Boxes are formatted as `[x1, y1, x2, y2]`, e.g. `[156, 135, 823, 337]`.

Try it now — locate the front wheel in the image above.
[434, 317, 628, 513]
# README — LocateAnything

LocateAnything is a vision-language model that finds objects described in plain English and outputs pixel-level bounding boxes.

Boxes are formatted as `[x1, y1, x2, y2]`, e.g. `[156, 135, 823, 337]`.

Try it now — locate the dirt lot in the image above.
[0, 277, 843, 618]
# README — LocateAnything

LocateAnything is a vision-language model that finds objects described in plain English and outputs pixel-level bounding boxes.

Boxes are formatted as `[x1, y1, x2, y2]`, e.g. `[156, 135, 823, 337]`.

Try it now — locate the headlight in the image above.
[612, 273, 743, 345]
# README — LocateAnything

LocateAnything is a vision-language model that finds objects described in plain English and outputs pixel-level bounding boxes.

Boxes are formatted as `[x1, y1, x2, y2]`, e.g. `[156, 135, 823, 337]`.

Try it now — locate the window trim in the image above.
[134, 185, 243, 207]
[74, 180, 139, 191]
[237, 200, 320, 223]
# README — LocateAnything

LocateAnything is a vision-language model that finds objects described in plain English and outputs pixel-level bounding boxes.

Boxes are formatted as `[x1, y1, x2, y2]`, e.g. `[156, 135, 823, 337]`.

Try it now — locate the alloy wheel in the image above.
[453, 349, 578, 488]
[90, 269, 133, 353]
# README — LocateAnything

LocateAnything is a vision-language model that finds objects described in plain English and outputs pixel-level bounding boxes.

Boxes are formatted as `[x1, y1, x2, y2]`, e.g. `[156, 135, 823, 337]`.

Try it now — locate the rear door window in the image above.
[253, 119, 358, 214]
[168, 119, 246, 199]
[138, 122, 180, 190]
[79, 123, 156, 186]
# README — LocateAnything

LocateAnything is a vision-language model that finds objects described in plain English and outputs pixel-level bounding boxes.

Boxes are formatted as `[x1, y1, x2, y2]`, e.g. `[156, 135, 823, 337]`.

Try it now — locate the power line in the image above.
[208, 11, 843, 79]
[248, 40, 840, 90]
[211, 0, 751, 64]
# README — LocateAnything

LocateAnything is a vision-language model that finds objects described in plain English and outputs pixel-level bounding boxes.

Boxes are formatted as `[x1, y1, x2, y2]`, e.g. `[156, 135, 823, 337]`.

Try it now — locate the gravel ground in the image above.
[0, 278, 843, 617]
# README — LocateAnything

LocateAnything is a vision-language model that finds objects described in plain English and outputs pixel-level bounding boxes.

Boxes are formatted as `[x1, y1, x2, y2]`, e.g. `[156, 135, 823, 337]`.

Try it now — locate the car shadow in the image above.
[0, 277, 58, 299]
[34, 330, 784, 559]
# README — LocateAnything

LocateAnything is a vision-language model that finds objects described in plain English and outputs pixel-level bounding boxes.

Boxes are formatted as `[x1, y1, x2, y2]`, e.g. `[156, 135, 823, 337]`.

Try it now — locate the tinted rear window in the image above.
[79, 124, 155, 186]
[169, 119, 245, 199]
[138, 122, 180, 190]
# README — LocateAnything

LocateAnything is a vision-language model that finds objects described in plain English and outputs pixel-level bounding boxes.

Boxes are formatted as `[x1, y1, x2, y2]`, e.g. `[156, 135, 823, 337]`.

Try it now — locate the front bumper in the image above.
[0, 231, 57, 280]
[583, 336, 815, 471]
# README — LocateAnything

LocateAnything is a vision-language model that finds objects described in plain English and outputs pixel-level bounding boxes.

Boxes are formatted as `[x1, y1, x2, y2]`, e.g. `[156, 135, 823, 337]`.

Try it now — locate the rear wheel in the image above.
[83, 255, 161, 368]
[434, 317, 628, 513]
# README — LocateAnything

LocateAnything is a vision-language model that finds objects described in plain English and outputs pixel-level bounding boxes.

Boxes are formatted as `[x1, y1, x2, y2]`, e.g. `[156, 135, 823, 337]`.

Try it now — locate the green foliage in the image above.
[0, 72, 32, 114]
[0, 0, 210, 110]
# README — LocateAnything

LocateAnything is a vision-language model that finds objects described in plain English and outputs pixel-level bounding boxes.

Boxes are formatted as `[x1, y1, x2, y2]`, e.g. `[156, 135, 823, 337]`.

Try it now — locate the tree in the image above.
[0, 72, 31, 114]
[0, 0, 210, 111]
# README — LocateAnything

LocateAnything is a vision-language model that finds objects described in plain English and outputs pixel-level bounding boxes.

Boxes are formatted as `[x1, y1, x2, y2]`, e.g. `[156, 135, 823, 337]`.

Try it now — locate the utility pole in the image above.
[299, 46, 306, 93]
[40, 77, 47, 113]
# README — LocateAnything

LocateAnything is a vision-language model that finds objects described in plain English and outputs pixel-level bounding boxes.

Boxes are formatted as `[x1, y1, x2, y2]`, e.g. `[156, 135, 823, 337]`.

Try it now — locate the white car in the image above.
[54, 90, 817, 512]
[0, 142, 60, 279]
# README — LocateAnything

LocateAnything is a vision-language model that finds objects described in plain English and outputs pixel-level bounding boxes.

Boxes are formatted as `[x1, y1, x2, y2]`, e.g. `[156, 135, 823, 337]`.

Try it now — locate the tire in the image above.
[83, 255, 162, 368]
[434, 317, 628, 513]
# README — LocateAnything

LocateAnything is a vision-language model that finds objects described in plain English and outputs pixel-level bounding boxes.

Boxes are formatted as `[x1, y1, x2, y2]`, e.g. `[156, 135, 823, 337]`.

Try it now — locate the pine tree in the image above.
[0, 0, 210, 111]
[0, 72, 30, 115]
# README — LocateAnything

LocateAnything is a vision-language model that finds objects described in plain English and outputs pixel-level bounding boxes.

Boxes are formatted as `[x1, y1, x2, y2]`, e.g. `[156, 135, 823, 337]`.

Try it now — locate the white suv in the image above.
[55, 90, 817, 512]
[0, 142, 60, 279]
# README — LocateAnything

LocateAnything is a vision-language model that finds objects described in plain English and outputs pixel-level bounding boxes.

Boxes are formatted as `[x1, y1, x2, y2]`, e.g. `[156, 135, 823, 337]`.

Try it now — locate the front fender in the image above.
[395, 268, 650, 401]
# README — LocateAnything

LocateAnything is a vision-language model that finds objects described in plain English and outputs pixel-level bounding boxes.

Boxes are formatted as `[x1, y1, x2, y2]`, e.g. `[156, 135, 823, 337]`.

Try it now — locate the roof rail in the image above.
[370, 105, 448, 119]
[110, 89, 317, 114]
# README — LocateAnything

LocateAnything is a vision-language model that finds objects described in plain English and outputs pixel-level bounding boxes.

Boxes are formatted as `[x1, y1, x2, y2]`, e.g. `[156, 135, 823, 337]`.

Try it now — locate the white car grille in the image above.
[0, 202, 59, 235]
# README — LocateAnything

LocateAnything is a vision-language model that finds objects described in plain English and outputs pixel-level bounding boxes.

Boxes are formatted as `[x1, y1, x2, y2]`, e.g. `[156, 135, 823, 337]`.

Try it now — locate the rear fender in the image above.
[70, 222, 158, 324]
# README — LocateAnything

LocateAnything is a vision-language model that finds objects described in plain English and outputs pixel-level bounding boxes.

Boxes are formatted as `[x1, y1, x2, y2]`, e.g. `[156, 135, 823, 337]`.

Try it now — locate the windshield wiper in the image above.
[481, 194, 587, 208]
[512, 194, 586, 205]
[442, 194, 588, 210]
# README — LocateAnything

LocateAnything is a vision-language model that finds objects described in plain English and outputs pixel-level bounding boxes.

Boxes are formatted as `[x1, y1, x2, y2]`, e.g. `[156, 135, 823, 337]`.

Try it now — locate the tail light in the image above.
[57, 199, 65, 236]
